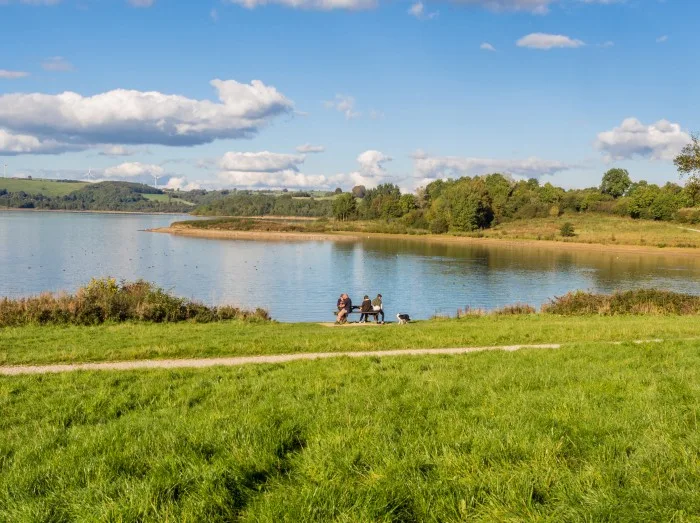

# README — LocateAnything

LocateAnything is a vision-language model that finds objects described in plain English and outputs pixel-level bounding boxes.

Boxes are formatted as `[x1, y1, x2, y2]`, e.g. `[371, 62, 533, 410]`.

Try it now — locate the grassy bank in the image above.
[2, 340, 700, 521]
[482, 213, 700, 249]
[0, 178, 88, 197]
[2, 314, 700, 366]
[168, 213, 700, 250]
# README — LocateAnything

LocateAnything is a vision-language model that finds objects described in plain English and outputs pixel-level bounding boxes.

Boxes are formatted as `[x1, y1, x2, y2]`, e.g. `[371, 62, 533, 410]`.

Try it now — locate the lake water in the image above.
[2, 210, 700, 322]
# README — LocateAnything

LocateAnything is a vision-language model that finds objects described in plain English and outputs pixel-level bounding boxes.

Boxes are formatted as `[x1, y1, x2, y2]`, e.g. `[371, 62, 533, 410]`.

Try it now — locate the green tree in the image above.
[398, 194, 417, 215]
[440, 179, 494, 232]
[600, 168, 632, 198]
[628, 182, 660, 219]
[332, 193, 356, 221]
[351, 185, 366, 198]
[675, 135, 700, 206]
[674, 134, 700, 184]
[483, 173, 513, 223]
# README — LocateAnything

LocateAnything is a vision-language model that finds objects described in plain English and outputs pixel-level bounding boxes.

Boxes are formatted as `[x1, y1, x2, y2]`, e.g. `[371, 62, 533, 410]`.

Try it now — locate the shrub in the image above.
[0, 278, 270, 328]
[560, 222, 576, 237]
[402, 209, 429, 229]
[542, 289, 700, 316]
[677, 208, 700, 224]
[429, 217, 449, 234]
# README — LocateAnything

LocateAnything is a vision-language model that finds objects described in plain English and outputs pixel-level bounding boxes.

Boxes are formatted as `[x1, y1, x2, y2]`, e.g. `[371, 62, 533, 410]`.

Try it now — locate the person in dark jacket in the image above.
[359, 295, 372, 323]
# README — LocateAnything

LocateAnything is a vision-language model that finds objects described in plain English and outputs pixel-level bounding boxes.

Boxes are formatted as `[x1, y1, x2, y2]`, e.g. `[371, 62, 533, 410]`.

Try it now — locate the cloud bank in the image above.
[412, 150, 571, 180]
[0, 79, 293, 155]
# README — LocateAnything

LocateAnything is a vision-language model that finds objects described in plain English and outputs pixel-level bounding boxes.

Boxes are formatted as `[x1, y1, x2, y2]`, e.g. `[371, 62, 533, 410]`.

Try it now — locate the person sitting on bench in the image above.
[359, 295, 373, 323]
[336, 293, 352, 324]
[372, 294, 384, 324]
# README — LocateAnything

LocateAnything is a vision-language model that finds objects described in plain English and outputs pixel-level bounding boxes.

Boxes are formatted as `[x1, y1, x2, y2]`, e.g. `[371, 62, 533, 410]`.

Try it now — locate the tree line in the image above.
[0, 182, 193, 213]
[330, 167, 700, 232]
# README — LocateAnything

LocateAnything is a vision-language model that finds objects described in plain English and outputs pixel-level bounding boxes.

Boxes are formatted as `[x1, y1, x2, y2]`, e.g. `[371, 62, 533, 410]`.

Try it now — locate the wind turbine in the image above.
[152, 174, 161, 188]
[3, 164, 6, 178]
[85, 167, 95, 182]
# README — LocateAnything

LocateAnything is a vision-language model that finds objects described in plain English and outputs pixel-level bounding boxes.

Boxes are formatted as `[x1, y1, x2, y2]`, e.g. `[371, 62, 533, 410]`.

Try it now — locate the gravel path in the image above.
[0, 344, 560, 376]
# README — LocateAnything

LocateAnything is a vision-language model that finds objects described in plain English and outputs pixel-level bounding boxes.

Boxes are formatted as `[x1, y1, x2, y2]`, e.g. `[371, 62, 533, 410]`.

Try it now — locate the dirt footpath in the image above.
[0, 344, 561, 376]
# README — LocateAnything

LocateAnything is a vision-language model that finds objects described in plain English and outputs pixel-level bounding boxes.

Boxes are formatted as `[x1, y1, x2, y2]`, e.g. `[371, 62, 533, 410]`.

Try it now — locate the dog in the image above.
[396, 313, 411, 325]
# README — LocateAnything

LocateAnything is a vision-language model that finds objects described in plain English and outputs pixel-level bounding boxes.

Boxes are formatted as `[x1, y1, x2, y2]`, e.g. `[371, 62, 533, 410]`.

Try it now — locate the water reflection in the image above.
[2, 210, 700, 322]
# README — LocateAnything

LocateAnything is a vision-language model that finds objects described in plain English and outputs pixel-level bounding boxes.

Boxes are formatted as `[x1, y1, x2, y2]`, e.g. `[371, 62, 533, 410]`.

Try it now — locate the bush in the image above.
[401, 209, 429, 229]
[429, 217, 449, 234]
[0, 278, 270, 327]
[542, 289, 700, 316]
[677, 208, 700, 224]
[560, 222, 576, 237]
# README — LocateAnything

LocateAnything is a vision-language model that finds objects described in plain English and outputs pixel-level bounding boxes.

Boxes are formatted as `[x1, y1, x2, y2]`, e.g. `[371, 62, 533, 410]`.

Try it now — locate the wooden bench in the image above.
[333, 307, 382, 323]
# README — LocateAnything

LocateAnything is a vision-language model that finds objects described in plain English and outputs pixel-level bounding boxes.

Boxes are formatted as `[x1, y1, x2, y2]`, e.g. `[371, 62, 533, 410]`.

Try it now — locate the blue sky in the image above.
[0, 0, 697, 191]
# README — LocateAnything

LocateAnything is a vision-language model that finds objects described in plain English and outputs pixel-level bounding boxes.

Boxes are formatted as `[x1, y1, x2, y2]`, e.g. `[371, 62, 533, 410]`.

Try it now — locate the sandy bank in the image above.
[149, 225, 700, 258]
[149, 226, 357, 242]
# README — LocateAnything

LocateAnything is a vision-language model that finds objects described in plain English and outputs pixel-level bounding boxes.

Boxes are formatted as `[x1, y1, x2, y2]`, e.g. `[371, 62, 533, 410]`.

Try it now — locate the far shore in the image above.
[148, 225, 700, 258]
[0, 207, 190, 216]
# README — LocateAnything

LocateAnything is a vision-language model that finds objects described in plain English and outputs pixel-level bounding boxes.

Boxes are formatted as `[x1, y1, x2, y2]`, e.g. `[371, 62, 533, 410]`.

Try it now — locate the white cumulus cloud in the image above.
[480, 42, 496, 51]
[412, 150, 571, 179]
[516, 33, 585, 49]
[595, 118, 690, 161]
[0, 129, 83, 155]
[219, 151, 306, 173]
[103, 162, 164, 178]
[356, 150, 392, 176]
[0, 79, 293, 153]
[165, 176, 201, 191]
[215, 148, 393, 190]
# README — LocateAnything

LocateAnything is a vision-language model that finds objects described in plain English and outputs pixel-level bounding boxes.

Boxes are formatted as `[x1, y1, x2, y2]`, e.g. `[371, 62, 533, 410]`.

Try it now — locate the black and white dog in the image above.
[396, 313, 411, 325]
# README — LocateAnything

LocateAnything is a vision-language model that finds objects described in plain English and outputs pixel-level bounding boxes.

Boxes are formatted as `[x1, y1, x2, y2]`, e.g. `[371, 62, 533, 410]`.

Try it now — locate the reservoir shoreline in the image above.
[149, 225, 700, 258]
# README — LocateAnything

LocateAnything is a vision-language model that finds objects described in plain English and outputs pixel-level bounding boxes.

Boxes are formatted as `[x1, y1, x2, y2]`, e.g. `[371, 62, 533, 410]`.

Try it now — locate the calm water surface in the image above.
[2, 210, 700, 322]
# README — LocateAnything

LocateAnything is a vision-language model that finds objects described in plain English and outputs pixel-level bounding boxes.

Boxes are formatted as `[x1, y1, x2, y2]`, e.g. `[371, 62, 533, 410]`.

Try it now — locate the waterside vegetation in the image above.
[0, 278, 269, 328]
[2, 288, 700, 366]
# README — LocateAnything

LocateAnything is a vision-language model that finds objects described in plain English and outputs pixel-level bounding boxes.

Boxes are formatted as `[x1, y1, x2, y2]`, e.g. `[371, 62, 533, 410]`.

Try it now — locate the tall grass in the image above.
[443, 290, 700, 319]
[0, 278, 269, 327]
[543, 289, 700, 315]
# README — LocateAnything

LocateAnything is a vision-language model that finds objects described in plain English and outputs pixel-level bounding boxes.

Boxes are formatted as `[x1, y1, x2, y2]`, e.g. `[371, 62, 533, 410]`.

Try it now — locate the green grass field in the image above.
[143, 193, 196, 205]
[482, 213, 700, 249]
[2, 337, 700, 521]
[2, 315, 700, 366]
[0, 178, 88, 197]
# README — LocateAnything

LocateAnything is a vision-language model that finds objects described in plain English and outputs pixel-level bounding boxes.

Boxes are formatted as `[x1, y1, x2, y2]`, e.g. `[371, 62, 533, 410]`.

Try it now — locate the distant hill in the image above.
[0, 180, 195, 213]
[0, 178, 88, 197]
